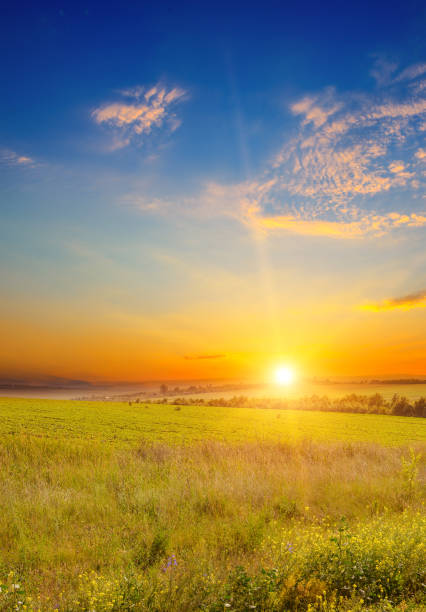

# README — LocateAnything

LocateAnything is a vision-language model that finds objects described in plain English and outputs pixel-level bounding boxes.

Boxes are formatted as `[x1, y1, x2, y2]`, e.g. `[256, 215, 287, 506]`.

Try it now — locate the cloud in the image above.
[393, 62, 426, 83]
[126, 62, 426, 239]
[370, 58, 426, 87]
[184, 354, 226, 360]
[92, 84, 187, 149]
[291, 94, 342, 127]
[361, 288, 426, 312]
[0, 149, 36, 166]
[266, 93, 426, 213]
[236, 62, 426, 237]
[370, 57, 398, 86]
[252, 211, 426, 238]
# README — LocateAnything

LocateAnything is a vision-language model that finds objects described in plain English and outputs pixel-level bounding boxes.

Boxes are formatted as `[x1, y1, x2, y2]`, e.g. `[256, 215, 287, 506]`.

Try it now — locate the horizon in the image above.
[1, 0, 425, 382]
[1, 372, 426, 389]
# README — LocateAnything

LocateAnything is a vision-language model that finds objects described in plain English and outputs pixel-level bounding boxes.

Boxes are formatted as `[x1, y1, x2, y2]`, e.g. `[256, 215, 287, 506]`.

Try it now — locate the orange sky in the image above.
[1, 274, 425, 382]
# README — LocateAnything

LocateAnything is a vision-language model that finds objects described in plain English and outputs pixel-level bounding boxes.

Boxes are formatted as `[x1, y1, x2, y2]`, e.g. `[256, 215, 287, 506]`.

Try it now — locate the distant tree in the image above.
[160, 384, 168, 395]
[391, 394, 414, 416]
[368, 393, 385, 408]
[414, 397, 426, 418]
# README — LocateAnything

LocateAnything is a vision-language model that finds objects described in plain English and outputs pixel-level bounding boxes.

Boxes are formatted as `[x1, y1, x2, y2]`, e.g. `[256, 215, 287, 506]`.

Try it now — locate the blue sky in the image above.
[0, 0, 425, 381]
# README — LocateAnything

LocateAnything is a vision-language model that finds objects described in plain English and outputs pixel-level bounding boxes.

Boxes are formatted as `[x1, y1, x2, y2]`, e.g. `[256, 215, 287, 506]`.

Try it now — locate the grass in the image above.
[0, 398, 424, 610]
[0, 397, 425, 445]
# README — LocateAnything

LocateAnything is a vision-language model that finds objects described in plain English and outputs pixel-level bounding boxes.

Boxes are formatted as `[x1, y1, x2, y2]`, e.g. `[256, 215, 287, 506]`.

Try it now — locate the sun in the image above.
[274, 365, 295, 386]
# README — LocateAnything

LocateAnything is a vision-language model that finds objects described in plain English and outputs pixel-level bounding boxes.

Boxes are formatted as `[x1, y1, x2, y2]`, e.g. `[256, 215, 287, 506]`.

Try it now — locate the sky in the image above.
[0, 0, 425, 383]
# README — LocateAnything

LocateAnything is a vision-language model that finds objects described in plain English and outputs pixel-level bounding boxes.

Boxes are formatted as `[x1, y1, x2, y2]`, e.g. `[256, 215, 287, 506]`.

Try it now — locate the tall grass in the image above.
[0, 435, 424, 610]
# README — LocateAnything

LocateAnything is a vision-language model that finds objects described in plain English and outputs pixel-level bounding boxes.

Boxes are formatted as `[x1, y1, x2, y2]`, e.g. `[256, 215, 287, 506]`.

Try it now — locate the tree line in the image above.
[150, 393, 426, 417]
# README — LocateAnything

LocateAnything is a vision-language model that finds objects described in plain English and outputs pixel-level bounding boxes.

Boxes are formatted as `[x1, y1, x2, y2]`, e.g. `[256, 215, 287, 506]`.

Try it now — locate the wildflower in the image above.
[162, 554, 178, 571]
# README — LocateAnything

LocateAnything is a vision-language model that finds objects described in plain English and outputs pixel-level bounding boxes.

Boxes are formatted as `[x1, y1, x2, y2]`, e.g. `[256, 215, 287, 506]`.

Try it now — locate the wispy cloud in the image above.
[392, 62, 426, 84]
[184, 354, 226, 360]
[262, 86, 426, 224]
[92, 84, 187, 149]
[370, 57, 399, 87]
[0, 149, 36, 167]
[370, 58, 426, 87]
[126, 62, 426, 239]
[227, 62, 426, 237]
[361, 288, 426, 312]
[290, 93, 342, 128]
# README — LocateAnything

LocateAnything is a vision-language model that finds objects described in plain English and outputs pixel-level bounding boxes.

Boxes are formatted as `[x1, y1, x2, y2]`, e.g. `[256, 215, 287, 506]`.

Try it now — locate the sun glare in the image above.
[274, 366, 295, 386]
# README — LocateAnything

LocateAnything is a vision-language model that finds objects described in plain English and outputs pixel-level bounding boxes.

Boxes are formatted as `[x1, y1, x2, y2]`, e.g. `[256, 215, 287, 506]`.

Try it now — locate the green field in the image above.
[0, 397, 424, 445]
[0, 398, 425, 611]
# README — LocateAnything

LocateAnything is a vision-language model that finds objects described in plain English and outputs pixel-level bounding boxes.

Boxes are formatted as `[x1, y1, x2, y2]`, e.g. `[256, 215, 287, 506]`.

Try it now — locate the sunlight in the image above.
[274, 365, 295, 386]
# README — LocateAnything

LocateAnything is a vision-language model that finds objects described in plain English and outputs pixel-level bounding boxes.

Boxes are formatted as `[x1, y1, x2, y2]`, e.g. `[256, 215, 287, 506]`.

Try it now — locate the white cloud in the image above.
[92, 84, 187, 149]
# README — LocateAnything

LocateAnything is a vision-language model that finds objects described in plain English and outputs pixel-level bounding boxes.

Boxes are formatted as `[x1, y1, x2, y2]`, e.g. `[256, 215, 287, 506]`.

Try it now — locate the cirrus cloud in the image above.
[125, 63, 426, 239]
[92, 84, 187, 150]
[224, 62, 426, 237]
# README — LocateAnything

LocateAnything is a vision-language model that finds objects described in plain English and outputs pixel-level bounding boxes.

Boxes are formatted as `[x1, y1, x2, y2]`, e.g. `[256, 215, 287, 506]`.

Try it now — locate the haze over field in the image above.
[1, 1, 425, 386]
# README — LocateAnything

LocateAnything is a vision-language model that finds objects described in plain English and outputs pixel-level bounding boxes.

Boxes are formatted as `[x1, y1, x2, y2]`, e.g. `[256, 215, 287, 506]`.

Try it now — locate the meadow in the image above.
[0, 397, 424, 611]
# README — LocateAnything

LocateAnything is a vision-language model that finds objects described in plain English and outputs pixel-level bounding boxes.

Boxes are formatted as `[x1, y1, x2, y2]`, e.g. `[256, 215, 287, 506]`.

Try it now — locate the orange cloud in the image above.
[184, 354, 226, 360]
[0, 149, 35, 166]
[361, 289, 426, 312]
[291, 94, 342, 127]
[92, 84, 186, 148]
[275, 94, 426, 207]
[249, 212, 426, 238]
[254, 215, 366, 238]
